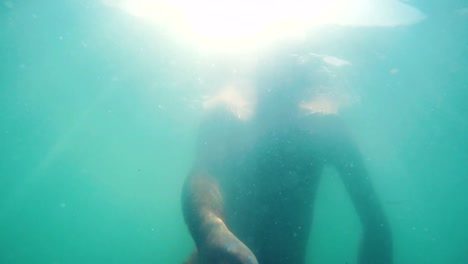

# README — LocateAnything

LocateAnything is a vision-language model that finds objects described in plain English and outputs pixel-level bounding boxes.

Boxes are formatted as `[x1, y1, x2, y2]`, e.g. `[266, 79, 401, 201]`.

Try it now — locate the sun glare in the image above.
[103, 0, 425, 51]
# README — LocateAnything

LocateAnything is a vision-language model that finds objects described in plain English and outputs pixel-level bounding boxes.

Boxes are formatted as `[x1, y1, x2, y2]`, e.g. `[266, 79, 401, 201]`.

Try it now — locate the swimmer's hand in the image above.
[193, 219, 258, 264]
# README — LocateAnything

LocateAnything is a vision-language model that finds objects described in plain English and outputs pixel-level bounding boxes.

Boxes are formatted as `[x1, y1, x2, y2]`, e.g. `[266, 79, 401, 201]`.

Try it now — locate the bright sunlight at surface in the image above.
[103, 0, 426, 51]
[2, 0, 468, 263]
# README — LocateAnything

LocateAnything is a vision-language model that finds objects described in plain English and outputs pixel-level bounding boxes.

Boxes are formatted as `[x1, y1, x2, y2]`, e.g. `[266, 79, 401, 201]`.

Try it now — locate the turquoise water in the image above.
[1, 1, 467, 263]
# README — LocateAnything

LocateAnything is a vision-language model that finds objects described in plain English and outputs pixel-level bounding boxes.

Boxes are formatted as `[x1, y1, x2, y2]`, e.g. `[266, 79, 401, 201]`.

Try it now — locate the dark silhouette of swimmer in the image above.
[182, 54, 392, 264]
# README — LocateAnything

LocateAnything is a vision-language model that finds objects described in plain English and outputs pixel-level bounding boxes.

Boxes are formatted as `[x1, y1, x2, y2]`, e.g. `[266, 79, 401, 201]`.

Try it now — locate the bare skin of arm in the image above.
[182, 171, 258, 264]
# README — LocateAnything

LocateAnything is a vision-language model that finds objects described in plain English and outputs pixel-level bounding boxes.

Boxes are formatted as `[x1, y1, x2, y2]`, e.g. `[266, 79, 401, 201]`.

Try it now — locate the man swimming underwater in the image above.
[181, 53, 393, 264]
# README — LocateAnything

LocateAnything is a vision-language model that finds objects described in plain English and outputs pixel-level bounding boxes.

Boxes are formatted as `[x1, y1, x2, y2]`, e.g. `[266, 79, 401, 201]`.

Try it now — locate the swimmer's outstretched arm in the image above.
[330, 129, 393, 264]
[182, 170, 258, 264]
[181, 112, 258, 264]
[182, 169, 224, 247]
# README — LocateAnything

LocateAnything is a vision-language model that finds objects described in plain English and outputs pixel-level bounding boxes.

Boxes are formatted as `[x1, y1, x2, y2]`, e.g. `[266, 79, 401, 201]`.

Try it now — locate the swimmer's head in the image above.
[254, 51, 324, 118]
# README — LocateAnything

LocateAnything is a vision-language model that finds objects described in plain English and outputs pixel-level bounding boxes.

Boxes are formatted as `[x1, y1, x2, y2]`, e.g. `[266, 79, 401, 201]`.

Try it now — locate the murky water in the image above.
[1, 1, 467, 263]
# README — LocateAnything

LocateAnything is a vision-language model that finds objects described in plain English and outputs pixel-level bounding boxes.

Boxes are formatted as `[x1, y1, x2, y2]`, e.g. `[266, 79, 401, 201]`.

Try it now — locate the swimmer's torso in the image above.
[197, 109, 343, 263]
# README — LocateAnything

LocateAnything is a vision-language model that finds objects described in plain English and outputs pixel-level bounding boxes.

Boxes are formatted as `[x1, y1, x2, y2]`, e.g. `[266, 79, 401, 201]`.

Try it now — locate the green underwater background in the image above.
[1, 1, 467, 263]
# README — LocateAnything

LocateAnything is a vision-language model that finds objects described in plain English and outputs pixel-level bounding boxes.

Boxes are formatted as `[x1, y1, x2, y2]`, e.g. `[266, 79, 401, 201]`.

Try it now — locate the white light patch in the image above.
[300, 96, 341, 115]
[202, 86, 255, 121]
[310, 53, 352, 67]
[103, 0, 426, 50]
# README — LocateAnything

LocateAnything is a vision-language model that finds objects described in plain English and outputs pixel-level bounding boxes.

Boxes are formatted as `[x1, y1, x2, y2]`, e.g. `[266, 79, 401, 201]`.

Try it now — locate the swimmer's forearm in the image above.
[182, 171, 225, 246]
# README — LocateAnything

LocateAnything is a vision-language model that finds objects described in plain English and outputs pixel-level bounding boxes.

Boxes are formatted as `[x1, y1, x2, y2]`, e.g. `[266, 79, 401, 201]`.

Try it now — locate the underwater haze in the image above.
[1, 0, 467, 263]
